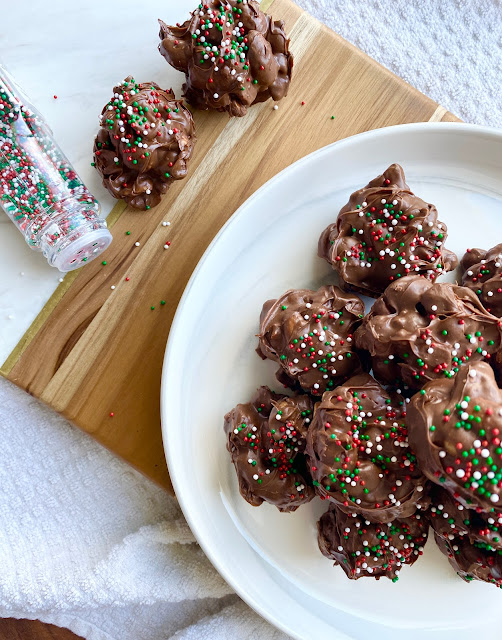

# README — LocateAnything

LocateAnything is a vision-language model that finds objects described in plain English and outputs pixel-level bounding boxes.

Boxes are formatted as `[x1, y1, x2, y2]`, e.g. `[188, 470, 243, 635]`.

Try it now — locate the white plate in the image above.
[162, 123, 502, 640]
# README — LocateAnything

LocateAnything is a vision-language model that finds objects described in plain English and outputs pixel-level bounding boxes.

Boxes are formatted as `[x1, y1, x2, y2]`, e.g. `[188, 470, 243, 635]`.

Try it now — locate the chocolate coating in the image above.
[93, 77, 195, 210]
[158, 0, 293, 117]
[257, 285, 366, 396]
[461, 244, 502, 317]
[306, 373, 428, 523]
[355, 275, 502, 390]
[317, 506, 429, 580]
[224, 386, 314, 512]
[435, 533, 502, 587]
[430, 486, 502, 551]
[408, 361, 502, 511]
[318, 164, 457, 298]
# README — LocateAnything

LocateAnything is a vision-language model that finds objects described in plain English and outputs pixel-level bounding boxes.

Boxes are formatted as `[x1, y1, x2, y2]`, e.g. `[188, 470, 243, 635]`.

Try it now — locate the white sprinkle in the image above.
[456, 469, 465, 478]
[111, 285, 115, 290]
[469, 369, 477, 378]
[164, 244, 170, 250]
[273, 105, 278, 110]
[491, 494, 500, 503]
[135, 242, 140, 247]
[214, 93, 219, 99]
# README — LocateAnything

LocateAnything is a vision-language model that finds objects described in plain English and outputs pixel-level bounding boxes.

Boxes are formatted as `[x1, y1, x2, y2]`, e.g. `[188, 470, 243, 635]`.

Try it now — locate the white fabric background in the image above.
[1, 2, 501, 639]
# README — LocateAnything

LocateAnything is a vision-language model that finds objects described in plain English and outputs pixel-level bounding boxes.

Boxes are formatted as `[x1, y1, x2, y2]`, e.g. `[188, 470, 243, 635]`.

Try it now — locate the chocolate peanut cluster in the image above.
[159, 0, 293, 117]
[93, 78, 195, 210]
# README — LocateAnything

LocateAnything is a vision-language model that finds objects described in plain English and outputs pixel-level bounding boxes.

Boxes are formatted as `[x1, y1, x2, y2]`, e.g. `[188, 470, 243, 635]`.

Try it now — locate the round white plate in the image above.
[162, 123, 502, 640]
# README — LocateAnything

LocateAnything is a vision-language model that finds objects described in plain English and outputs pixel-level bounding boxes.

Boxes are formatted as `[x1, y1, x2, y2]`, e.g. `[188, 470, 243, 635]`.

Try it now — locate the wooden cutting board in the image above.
[1, 0, 460, 493]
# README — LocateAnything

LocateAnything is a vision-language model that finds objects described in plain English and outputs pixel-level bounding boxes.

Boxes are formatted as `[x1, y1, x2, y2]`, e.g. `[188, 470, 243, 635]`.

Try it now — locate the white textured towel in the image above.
[1, 2, 501, 640]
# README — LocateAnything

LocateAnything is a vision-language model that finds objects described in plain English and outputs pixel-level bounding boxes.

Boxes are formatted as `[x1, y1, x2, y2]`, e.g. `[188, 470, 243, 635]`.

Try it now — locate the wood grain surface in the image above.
[0, 619, 83, 640]
[2, 0, 460, 492]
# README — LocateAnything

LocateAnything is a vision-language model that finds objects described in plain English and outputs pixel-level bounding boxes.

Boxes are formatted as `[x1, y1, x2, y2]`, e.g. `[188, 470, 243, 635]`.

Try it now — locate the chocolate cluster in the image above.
[429, 486, 502, 551]
[224, 386, 314, 512]
[306, 373, 428, 522]
[409, 363, 502, 587]
[318, 164, 457, 298]
[461, 244, 502, 317]
[435, 534, 502, 588]
[159, 0, 293, 117]
[408, 362, 502, 512]
[257, 285, 366, 396]
[318, 505, 429, 580]
[93, 77, 195, 210]
[355, 275, 502, 390]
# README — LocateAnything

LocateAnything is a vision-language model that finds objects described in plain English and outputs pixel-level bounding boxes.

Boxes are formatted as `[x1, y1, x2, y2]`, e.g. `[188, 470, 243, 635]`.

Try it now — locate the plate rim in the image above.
[161, 121, 502, 639]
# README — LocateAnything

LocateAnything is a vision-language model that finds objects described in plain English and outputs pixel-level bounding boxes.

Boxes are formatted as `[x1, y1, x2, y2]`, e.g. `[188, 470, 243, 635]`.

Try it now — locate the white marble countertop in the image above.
[0, 0, 195, 363]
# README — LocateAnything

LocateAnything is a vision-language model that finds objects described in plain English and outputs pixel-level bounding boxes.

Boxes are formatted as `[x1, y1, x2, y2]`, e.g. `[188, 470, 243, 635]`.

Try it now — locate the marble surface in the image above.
[0, 0, 195, 363]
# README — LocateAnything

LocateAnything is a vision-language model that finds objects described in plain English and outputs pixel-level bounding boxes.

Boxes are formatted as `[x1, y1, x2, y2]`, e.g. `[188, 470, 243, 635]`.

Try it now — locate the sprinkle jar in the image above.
[0, 65, 112, 271]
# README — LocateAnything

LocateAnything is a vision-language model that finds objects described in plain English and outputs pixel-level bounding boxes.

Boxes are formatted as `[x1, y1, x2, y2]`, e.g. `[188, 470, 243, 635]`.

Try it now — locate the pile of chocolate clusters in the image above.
[93, 0, 293, 210]
[224, 164, 502, 586]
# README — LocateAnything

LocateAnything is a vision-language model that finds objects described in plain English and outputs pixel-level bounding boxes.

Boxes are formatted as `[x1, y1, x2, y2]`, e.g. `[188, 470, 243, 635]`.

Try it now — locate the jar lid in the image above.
[50, 227, 113, 272]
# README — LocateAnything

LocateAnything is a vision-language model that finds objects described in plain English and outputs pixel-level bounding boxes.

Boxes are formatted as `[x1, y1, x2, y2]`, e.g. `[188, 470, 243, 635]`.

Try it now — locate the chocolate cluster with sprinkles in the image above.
[224, 386, 314, 512]
[355, 275, 502, 391]
[265, 394, 314, 464]
[317, 505, 429, 580]
[461, 244, 502, 317]
[158, 0, 293, 117]
[318, 164, 457, 298]
[408, 362, 502, 511]
[93, 77, 195, 210]
[257, 285, 366, 396]
[430, 486, 502, 551]
[306, 373, 428, 523]
[434, 533, 502, 588]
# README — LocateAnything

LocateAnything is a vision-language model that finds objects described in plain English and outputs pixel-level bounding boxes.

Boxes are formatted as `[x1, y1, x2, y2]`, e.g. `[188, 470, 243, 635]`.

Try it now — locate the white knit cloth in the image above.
[1, 2, 501, 639]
